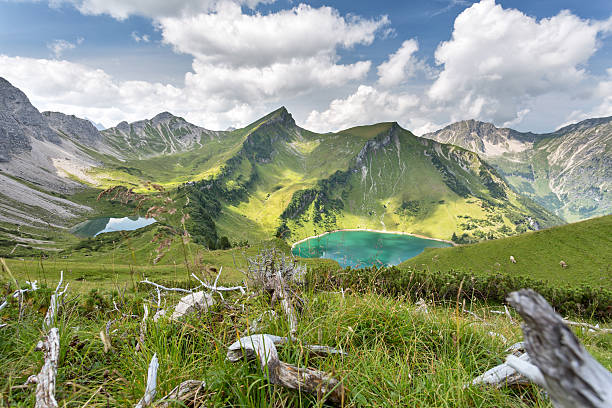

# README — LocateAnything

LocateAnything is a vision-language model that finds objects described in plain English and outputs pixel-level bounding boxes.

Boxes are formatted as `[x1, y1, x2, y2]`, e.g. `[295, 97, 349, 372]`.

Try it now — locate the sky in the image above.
[0, 0, 611, 134]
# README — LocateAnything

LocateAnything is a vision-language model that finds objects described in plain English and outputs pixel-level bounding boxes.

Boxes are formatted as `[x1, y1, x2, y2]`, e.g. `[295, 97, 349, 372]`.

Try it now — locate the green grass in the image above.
[400, 214, 612, 289]
[1, 273, 610, 407]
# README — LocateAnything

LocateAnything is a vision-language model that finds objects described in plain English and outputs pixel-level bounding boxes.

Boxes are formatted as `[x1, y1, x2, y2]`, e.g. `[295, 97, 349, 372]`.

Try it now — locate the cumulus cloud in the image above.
[160, 2, 388, 67]
[428, 0, 611, 124]
[376, 39, 434, 87]
[307, 0, 612, 133]
[5, 1, 389, 130]
[52, 0, 273, 20]
[304, 85, 433, 133]
[0, 55, 258, 130]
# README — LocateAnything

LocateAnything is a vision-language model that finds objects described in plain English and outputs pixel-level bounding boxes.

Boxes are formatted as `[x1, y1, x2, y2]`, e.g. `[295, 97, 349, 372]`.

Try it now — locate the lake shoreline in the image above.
[291, 228, 456, 249]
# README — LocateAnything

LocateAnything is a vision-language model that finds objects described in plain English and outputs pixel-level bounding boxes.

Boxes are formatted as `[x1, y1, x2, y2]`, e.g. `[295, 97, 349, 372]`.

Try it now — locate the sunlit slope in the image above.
[277, 123, 561, 242]
[67, 107, 561, 245]
[400, 215, 612, 289]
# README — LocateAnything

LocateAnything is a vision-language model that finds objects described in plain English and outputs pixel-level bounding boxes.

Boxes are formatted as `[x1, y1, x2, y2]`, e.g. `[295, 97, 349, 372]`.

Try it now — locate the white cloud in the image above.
[428, 0, 611, 124]
[6, 1, 389, 131]
[0, 55, 258, 130]
[377, 39, 433, 87]
[305, 85, 427, 132]
[130, 31, 150, 43]
[47, 39, 76, 58]
[307, 0, 612, 134]
[52, 0, 273, 20]
[159, 2, 388, 67]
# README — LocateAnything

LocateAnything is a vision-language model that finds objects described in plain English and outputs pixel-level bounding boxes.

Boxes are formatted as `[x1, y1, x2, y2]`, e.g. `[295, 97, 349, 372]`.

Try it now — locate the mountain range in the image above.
[424, 117, 612, 221]
[0, 76, 609, 248]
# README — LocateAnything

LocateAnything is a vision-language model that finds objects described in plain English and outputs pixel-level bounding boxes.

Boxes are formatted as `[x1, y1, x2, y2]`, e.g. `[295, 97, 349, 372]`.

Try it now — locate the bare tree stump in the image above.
[507, 289, 612, 408]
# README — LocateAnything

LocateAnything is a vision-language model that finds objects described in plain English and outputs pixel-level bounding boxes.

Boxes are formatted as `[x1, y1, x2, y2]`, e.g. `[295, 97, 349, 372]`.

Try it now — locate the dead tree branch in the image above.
[25, 328, 60, 408]
[155, 380, 207, 408]
[227, 334, 345, 405]
[506, 289, 612, 408]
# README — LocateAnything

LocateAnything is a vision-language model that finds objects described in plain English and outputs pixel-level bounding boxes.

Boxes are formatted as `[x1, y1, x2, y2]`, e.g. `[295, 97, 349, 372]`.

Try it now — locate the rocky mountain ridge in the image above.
[424, 117, 612, 221]
[102, 111, 222, 159]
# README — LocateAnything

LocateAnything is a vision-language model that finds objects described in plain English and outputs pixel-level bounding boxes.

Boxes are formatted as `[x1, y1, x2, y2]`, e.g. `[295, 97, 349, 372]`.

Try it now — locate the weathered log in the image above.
[135, 353, 158, 408]
[155, 380, 207, 408]
[227, 334, 345, 405]
[25, 328, 60, 408]
[507, 289, 612, 408]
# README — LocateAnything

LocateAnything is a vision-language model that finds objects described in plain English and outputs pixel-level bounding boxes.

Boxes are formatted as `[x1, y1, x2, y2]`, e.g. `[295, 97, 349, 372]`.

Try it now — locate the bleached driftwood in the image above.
[470, 342, 530, 388]
[272, 271, 298, 336]
[136, 304, 149, 352]
[155, 380, 207, 408]
[171, 291, 215, 320]
[0, 280, 39, 312]
[139, 279, 193, 294]
[506, 289, 612, 408]
[135, 353, 158, 408]
[43, 272, 68, 331]
[25, 328, 60, 408]
[227, 334, 345, 405]
[563, 320, 612, 334]
[191, 270, 245, 297]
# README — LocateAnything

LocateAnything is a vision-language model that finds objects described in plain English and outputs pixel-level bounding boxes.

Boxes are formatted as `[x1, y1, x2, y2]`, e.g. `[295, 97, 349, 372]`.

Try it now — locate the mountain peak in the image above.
[0, 76, 60, 161]
[151, 111, 178, 123]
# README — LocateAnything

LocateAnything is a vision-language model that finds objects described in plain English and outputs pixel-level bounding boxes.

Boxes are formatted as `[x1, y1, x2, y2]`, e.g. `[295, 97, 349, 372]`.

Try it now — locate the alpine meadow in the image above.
[0, 0, 611, 407]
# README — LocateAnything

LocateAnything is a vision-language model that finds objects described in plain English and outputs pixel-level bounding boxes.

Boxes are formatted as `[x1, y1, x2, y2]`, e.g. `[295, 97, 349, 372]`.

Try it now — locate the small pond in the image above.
[72, 216, 156, 237]
[292, 230, 452, 268]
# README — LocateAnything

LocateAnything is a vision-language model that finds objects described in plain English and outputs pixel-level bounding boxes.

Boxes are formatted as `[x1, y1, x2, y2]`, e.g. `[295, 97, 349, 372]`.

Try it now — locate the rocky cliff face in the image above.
[423, 119, 540, 157]
[43, 111, 102, 146]
[0, 78, 59, 162]
[102, 112, 219, 158]
[424, 117, 612, 222]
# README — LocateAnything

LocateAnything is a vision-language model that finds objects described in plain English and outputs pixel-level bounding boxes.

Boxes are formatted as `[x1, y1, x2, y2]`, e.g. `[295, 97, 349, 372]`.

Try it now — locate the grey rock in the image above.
[42, 111, 102, 146]
[0, 77, 60, 161]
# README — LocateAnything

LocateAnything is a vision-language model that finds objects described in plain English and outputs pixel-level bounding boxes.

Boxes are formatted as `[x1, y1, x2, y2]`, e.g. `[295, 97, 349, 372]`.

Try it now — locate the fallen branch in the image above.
[563, 320, 612, 334]
[155, 380, 207, 408]
[139, 279, 194, 294]
[136, 304, 149, 352]
[135, 354, 158, 408]
[227, 334, 345, 405]
[470, 342, 530, 388]
[25, 328, 60, 408]
[44, 272, 68, 331]
[506, 289, 612, 408]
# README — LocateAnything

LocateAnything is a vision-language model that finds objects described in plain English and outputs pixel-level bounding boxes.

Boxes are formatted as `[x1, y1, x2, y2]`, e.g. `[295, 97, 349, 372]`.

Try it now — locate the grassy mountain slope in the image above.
[400, 214, 612, 289]
[277, 122, 560, 243]
[62, 107, 561, 246]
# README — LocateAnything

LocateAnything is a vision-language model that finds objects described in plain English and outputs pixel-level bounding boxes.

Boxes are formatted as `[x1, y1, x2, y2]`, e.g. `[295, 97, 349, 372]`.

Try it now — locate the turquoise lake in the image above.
[72, 216, 156, 237]
[292, 230, 452, 268]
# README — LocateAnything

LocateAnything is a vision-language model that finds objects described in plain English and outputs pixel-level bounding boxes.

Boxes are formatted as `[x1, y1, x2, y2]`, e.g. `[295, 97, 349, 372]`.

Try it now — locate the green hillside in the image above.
[400, 215, 612, 289]
[81, 108, 560, 248]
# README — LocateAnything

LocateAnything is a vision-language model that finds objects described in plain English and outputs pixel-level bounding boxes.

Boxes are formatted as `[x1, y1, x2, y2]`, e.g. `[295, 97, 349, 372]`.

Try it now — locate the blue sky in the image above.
[1, 0, 611, 133]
